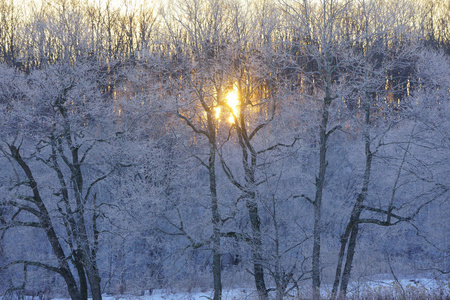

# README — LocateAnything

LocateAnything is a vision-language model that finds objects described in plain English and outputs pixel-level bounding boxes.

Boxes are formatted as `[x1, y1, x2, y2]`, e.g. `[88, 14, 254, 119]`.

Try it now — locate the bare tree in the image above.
[0, 61, 116, 300]
[331, 5, 450, 297]
[281, 0, 354, 297]
[0, 0, 20, 65]
[158, 0, 236, 298]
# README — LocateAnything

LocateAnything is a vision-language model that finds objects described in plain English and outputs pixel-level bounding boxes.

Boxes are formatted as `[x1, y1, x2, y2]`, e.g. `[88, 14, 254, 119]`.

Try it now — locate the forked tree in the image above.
[0, 62, 115, 300]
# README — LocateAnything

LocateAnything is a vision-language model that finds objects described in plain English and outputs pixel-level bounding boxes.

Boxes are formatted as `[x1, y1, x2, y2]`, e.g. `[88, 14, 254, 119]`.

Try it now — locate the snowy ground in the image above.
[342, 278, 450, 299]
[95, 278, 450, 299]
[51, 288, 256, 300]
[7, 278, 450, 300]
[98, 288, 258, 300]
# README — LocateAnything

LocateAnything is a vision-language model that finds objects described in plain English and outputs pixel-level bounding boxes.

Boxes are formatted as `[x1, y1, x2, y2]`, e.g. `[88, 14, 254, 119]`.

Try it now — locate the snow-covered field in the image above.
[6, 278, 449, 300]
[101, 288, 255, 300]
[53, 288, 256, 300]
[343, 278, 450, 299]
[83, 278, 450, 299]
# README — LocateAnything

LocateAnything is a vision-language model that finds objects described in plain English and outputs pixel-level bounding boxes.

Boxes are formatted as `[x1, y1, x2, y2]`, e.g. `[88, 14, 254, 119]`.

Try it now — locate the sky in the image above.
[16, 0, 163, 13]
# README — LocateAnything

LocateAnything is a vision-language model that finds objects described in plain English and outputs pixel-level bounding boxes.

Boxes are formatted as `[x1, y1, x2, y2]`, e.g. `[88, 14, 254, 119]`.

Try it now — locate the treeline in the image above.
[0, 0, 449, 300]
[0, 0, 449, 67]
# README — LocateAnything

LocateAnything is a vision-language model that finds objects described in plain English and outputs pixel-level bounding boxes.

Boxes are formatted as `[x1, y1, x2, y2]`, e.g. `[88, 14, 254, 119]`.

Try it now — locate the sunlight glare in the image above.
[215, 107, 221, 119]
[226, 84, 240, 123]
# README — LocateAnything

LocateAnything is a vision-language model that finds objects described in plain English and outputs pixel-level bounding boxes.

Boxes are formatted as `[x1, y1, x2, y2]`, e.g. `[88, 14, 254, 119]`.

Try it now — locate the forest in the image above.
[0, 0, 449, 299]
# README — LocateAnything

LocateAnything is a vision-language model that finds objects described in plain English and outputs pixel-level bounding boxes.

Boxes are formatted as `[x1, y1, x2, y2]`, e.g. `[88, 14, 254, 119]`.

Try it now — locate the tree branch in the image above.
[257, 137, 300, 155]
[293, 194, 314, 205]
[2, 260, 62, 275]
[177, 112, 209, 138]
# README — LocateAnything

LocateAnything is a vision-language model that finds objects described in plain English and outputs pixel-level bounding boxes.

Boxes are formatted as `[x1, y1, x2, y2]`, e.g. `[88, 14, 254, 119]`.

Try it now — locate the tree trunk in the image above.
[73, 251, 88, 300]
[85, 266, 102, 300]
[332, 100, 372, 299]
[340, 222, 359, 297]
[59, 267, 83, 300]
[76, 230, 102, 300]
[331, 222, 351, 299]
[209, 135, 222, 300]
[73, 175, 102, 299]
[273, 195, 287, 300]
[9, 145, 84, 300]
[312, 200, 322, 300]
[212, 248, 222, 300]
[247, 197, 269, 300]
[231, 110, 268, 300]
[312, 94, 331, 300]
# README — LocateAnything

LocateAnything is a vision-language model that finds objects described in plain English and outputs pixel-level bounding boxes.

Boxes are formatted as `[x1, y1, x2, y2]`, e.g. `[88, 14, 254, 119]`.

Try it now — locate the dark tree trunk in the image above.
[59, 267, 83, 300]
[71, 148, 102, 300]
[312, 94, 332, 300]
[247, 196, 269, 300]
[73, 251, 88, 300]
[231, 112, 268, 300]
[332, 100, 372, 299]
[8, 145, 84, 300]
[177, 91, 223, 299]
[331, 225, 351, 299]
[85, 267, 102, 300]
[340, 222, 360, 296]
[209, 132, 222, 300]
[312, 199, 322, 300]
[244, 142, 268, 300]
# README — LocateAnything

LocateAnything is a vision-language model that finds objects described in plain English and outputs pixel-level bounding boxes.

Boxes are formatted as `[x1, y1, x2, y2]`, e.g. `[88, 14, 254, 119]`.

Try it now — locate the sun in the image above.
[225, 84, 240, 123]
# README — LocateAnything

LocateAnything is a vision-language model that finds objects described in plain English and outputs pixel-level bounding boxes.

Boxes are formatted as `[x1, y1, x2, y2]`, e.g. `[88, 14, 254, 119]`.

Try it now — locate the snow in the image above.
[345, 278, 450, 299]
[7, 278, 449, 300]
[99, 288, 256, 300]
[49, 288, 257, 300]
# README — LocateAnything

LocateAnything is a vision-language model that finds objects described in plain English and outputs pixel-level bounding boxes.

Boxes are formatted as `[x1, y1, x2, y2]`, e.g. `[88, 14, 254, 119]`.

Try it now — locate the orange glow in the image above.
[225, 84, 239, 123]
[215, 106, 221, 119]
